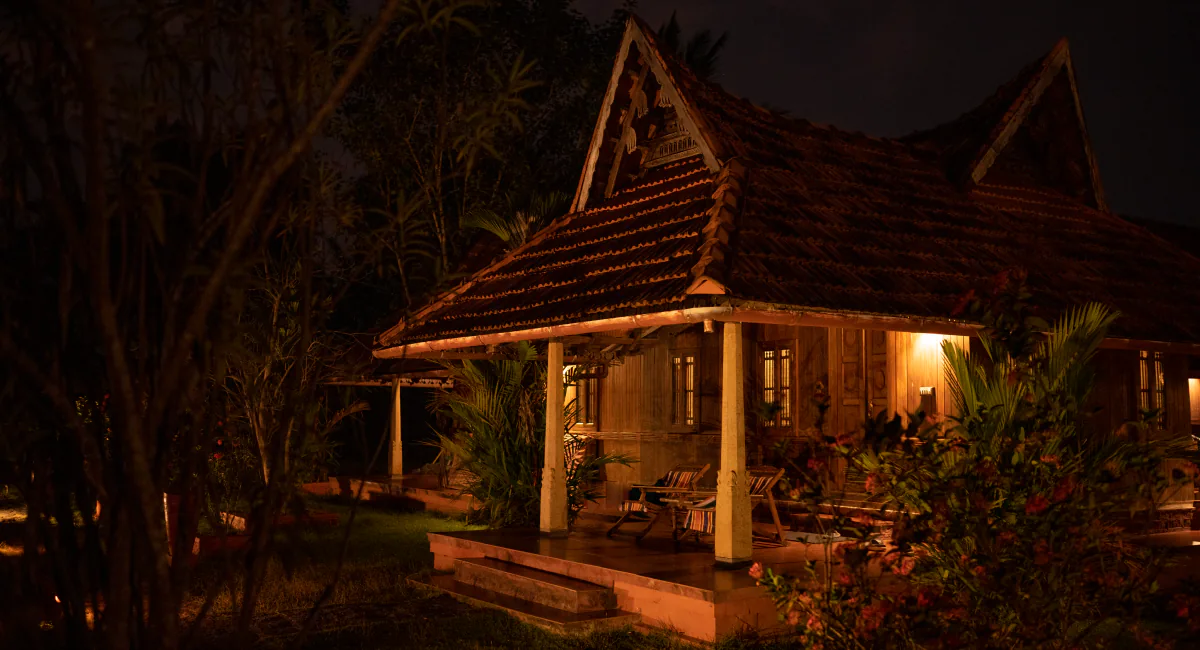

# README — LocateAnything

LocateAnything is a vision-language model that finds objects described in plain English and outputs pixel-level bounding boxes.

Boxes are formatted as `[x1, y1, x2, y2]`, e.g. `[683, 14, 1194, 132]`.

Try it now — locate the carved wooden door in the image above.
[866, 330, 890, 420]
[838, 328, 865, 434]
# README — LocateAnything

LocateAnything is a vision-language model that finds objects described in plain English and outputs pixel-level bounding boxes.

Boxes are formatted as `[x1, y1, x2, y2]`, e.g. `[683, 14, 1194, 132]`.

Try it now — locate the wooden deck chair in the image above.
[677, 466, 788, 546]
[607, 463, 710, 540]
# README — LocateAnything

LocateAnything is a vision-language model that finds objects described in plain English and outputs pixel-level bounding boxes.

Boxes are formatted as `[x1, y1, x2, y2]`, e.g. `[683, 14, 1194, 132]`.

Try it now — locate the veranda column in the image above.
[388, 378, 403, 479]
[716, 321, 752, 566]
[540, 339, 568, 535]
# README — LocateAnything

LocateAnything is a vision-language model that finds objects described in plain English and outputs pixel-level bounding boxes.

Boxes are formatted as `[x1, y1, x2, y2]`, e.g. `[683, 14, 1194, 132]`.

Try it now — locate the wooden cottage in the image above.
[374, 18, 1200, 638]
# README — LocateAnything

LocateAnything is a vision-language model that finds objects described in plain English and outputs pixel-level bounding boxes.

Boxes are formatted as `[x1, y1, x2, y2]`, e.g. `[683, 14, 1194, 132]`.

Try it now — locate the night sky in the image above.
[578, 0, 1199, 224]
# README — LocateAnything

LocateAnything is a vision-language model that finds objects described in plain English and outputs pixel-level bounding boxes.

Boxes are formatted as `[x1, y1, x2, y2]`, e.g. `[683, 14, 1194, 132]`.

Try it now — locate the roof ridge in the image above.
[686, 159, 746, 295]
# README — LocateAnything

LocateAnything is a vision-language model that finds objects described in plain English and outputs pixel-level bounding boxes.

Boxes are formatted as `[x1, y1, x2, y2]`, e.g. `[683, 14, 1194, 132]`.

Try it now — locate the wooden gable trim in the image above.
[632, 19, 723, 171]
[1062, 54, 1108, 212]
[602, 60, 651, 199]
[686, 159, 746, 296]
[967, 38, 1106, 210]
[570, 17, 721, 214]
[570, 23, 636, 214]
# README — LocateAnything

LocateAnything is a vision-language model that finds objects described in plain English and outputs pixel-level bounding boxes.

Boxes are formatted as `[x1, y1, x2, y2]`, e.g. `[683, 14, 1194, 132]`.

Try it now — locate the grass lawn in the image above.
[185, 497, 798, 649]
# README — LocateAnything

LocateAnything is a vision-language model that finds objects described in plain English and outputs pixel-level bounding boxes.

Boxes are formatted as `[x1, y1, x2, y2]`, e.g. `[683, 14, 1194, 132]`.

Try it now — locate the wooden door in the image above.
[866, 330, 890, 420]
[836, 328, 865, 434]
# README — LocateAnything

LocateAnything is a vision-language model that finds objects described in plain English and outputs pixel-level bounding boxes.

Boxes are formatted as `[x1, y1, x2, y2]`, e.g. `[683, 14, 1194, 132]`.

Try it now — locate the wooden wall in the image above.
[1189, 377, 1200, 427]
[1087, 349, 1138, 437]
[586, 323, 1196, 514]
[889, 332, 970, 420]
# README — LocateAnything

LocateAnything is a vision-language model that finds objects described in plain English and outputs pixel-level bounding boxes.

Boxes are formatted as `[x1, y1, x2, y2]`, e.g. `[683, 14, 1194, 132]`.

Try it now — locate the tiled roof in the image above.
[379, 20, 1200, 350]
[387, 156, 719, 344]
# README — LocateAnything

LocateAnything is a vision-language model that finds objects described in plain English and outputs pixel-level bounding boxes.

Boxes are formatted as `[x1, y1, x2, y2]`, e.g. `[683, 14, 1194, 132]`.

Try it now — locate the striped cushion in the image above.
[664, 469, 701, 489]
[621, 500, 650, 513]
[747, 474, 775, 497]
[684, 508, 715, 534]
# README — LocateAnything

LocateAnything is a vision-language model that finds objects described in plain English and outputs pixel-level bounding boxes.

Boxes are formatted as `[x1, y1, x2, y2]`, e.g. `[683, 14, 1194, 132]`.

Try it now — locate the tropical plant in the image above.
[434, 341, 634, 528]
[0, 1, 428, 646]
[462, 191, 570, 251]
[657, 11, 730, 80]
[333, 1, 631, 326]
[754, 272, 1198, 649]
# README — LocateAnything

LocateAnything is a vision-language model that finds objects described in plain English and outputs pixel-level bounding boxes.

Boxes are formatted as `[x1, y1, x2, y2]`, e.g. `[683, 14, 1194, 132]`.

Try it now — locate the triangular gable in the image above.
[570, 18, 722, 213]
[966, 39, 1107, 210]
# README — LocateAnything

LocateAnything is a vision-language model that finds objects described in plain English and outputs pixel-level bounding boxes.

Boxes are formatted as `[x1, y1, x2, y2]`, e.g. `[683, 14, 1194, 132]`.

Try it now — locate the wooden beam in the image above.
[715, 322, 752, 566]
[540, 340, 568, 535]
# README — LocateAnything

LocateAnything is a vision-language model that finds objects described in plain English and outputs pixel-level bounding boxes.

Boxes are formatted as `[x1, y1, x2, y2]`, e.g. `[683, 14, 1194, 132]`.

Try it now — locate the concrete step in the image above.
[411, 573, 640, 634]
[455, 557, 616, 613]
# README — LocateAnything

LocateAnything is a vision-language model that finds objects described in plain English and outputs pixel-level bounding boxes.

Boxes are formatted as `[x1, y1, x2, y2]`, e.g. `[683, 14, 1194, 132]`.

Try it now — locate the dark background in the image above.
[574, 1, 1198, 224]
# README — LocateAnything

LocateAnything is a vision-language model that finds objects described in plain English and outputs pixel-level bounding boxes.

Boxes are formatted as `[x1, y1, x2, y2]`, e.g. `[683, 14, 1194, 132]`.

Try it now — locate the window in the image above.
[1139, 350, 1166, 426]
[671, 354, 696, 426]
[566, 366, 599, 428]
[761, 344, 792, 427]
[576, 375, 598, 427]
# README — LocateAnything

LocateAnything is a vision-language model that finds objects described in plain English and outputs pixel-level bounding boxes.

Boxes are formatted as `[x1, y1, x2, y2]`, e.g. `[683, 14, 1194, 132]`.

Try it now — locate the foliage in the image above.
[433, 342, 633, 528]
[754, 272, 1199, 649]
[656, 10, 730, 80]
[332, 0, 632, 330]
[462, 191, 571, 251]
[0, 1, 411, 646]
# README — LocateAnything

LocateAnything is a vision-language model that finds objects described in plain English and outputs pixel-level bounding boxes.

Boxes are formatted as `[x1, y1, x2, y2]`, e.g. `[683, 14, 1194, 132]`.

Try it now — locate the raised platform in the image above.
[425, 525, 826, 641]
[332, 475, 474, 515]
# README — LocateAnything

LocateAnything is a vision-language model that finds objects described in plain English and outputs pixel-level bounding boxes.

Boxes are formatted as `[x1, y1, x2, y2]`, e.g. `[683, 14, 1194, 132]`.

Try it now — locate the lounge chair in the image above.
[676, 466, 788, 546]
[607, 463, 711, 540]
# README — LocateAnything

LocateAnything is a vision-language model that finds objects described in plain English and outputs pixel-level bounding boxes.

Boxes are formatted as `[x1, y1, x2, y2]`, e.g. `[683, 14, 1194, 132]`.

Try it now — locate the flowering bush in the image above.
[755, 273, 1198, 649]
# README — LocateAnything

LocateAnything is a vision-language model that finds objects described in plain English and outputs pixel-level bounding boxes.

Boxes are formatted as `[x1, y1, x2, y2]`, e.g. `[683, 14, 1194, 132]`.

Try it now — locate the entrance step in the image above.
[455, 557, 616, 613]
[411, 573, 640, 634]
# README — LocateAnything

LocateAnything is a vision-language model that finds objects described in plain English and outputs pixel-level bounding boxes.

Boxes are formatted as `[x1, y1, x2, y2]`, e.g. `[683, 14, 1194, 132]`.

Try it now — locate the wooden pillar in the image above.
[716, 322, 752, 566]
[540, 339, 568, 535]
[389, 378, 403, 479]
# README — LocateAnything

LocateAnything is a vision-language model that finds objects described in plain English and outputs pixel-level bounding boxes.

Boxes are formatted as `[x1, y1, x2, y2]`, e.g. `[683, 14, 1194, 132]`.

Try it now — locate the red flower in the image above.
[1025, 494, 1050, 515]
[1039, 454, 1058, 466]
[748, 562, 764, 580]
[1033, 539, 1052, 565]
[995, 530, 1017, 547]
[951, 289, 977, 317]
[991, 269, 1012, 294]
[806, 457, 827, 472]
[864, 473, 878, 493]
[972, 564, 987, 578]
[837, 571, 853, 586]
[860, 601, 889, 632]
[212, 452, 223, 461]
[1052, 476, 1077, 503]
[786, 609, 801, 626]
[916, 588, 937, 607]
[891, 555, 916, 576]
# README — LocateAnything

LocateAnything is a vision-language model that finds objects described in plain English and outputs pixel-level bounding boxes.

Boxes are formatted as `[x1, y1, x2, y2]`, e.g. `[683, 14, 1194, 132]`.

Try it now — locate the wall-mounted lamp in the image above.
[919, 386, 936, 417]
[703, 319, 714, 333]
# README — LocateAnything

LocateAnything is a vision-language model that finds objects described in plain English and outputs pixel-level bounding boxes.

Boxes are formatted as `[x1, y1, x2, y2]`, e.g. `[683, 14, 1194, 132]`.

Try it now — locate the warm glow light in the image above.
[915, 333, 946, 353]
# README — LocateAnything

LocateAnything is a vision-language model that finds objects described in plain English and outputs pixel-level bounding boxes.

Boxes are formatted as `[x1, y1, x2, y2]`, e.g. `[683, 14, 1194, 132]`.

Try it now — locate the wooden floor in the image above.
[425, 516, 836, 640]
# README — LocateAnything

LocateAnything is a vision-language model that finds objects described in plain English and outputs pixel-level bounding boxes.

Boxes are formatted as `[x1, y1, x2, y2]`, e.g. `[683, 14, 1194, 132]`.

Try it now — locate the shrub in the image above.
[434, 341, 634, 528]
[755, 273, 1197, 649]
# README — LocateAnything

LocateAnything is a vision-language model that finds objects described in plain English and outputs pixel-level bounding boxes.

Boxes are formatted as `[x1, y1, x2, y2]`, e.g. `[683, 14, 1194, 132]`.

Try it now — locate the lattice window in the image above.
[565, 366, 599, 428]
[671, 354, 696, 426]
[1139, 350, 1166, 427]
[761, 344, 792, 427]
[577, 376, 598, 427]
